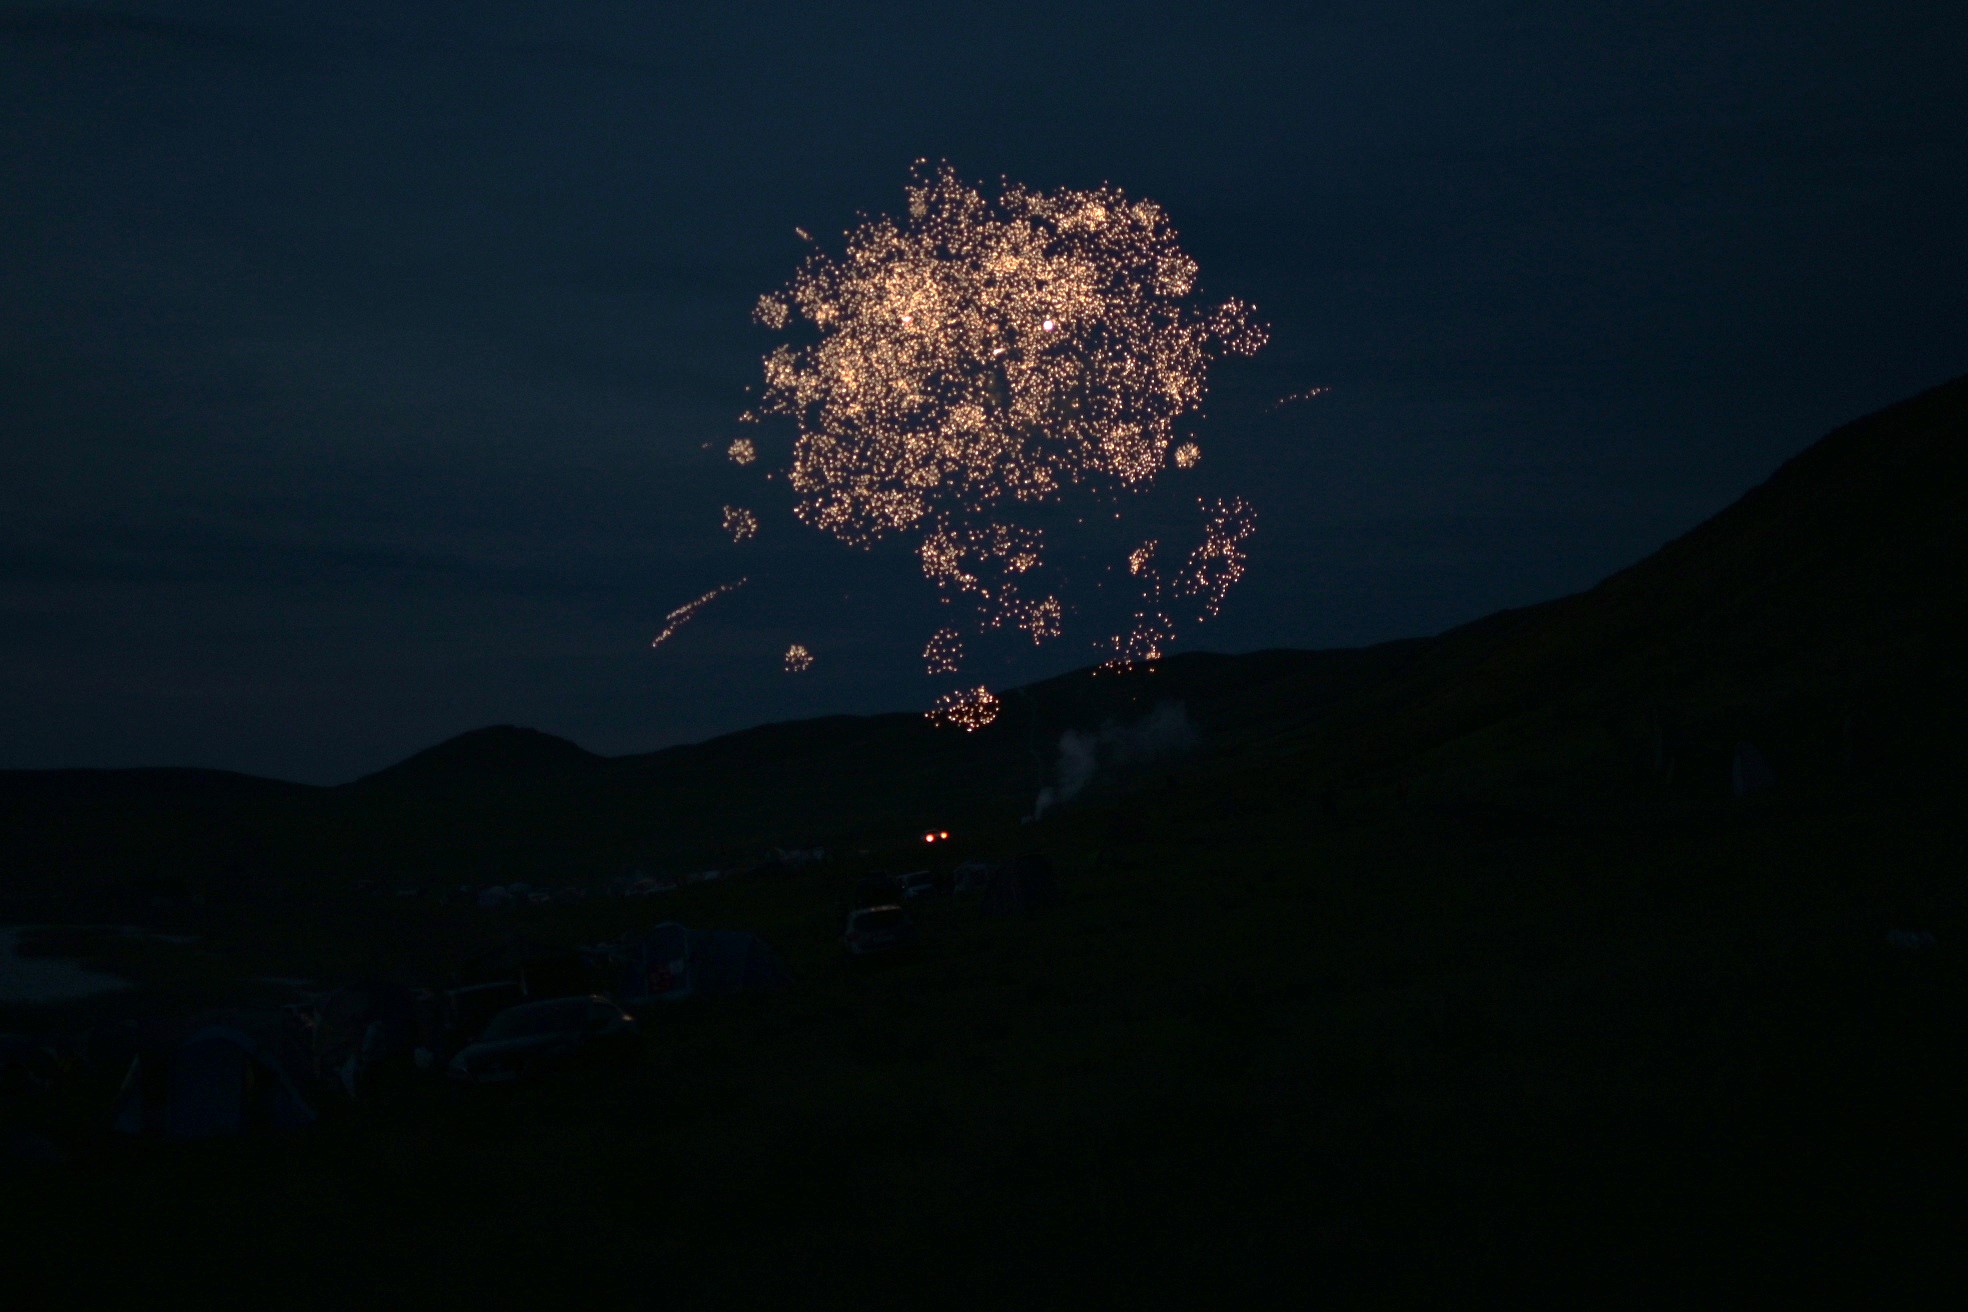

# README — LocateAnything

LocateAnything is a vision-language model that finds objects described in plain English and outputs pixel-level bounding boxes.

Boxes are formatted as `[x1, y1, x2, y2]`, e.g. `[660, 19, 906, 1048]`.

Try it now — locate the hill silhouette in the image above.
[1225, 370, 1967, 807]
[352, 724, 604, 790]
[1, 372, 1961, 903]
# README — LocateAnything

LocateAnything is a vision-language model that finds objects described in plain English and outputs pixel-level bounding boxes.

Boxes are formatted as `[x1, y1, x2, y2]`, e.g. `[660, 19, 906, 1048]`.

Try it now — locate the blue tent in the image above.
[113, 1023, 315, 1140]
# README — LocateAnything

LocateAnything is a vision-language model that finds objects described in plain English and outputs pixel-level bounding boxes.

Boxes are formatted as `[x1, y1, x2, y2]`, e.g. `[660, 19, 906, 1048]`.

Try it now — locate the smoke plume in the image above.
[1032, 702, 1194, 818]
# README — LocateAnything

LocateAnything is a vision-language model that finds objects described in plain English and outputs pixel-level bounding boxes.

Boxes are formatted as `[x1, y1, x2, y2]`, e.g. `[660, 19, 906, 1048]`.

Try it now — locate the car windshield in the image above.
[481, 999, 589, 1040]
[855, 908, 907, 931]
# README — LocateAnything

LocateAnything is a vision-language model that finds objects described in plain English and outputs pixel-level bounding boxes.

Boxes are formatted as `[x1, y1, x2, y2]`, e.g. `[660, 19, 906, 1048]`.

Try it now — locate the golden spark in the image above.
[1174, 495, 1256, 620]
[727, 437, 757, 466]
[1172, 442, 1201, 469]
[923, 626, 964, 675]
[783, 643, 813, 673]
[757, 164, 1264, 553]
[1269, 386, 1331, 412]
[651, 579, 747, 649]
[927, 685, 1001, 731]
[723, 505, 760, 543]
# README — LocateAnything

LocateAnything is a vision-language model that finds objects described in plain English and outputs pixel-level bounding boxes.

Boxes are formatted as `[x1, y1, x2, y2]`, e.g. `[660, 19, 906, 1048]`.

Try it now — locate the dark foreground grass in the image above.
[8, 784, 1966, 1305]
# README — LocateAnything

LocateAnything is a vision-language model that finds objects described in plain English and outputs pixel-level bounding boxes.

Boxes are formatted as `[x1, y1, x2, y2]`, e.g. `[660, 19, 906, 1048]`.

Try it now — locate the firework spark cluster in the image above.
[923, 626, 964, 675]
[1102, 495, 1257, 666]
[927, 685, 1001, 732]
[755, 164, 1263, 553]
[783, 643, 813, 673]
[716, 164, 1264, 720]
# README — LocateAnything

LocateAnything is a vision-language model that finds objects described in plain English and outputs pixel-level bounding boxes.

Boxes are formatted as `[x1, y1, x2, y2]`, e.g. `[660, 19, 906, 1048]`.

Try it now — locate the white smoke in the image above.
[1032, 702, 1194, 818]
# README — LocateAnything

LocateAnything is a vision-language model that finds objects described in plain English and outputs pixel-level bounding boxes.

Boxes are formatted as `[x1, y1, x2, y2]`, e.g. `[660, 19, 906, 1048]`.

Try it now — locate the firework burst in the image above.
[745, 164, 1265, 724]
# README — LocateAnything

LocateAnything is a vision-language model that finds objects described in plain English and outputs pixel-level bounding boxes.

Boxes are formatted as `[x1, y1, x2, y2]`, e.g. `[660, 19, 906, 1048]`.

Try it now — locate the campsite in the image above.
[1, 378, 1964, 1301]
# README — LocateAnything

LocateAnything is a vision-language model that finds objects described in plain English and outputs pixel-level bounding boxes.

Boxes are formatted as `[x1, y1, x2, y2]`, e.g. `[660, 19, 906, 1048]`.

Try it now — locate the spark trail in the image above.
[650, 579, 747, 649]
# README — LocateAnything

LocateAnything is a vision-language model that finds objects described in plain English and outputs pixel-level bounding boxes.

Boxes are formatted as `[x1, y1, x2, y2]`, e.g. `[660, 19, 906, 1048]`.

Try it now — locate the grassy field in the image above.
[8, 769, 1964, 1305]
[6, 377, 1963, 1301]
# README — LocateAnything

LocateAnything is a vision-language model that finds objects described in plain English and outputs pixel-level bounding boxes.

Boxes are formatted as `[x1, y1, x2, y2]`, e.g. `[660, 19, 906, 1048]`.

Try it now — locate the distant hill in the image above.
[352, 725, 605, 791]
[1, 373, 1961, 900]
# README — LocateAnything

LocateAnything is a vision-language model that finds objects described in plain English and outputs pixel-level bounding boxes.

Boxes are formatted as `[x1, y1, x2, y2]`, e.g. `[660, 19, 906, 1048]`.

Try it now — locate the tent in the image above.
[1732, 741, 1778, 797]
[113, 1019, 315, 1140]
[609, 923, 790, 1006]
[980, 854, 1058, 918]
[953, 861, 995, 895]
[458, 938, 593, 999]
[689, 931, 792, 996]
[609, 922, 697, 1004]
[312, 982, 420, 1094]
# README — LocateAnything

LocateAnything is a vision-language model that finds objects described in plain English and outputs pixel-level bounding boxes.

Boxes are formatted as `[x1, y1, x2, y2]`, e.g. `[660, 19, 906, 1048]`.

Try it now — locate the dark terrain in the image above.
[2, 374, 1964, 1303]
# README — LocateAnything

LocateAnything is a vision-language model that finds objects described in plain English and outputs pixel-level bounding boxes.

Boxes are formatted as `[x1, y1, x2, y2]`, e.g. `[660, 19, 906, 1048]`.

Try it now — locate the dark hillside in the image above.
[2, 375, 1960, 897]
[350, 725, 603, 791]
[1219, 372, 1968, 809]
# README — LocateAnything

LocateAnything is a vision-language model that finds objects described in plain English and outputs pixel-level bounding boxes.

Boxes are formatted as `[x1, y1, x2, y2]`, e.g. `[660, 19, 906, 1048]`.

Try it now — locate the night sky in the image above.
[3, 2, 1962, 784]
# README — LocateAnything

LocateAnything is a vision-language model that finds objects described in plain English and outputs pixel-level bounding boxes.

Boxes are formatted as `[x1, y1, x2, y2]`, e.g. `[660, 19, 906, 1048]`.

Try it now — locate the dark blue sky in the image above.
[3, 1, 1963, 783]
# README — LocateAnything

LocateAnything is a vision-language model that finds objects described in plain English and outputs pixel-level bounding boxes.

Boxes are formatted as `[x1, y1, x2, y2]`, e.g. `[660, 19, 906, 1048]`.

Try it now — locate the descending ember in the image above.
[722, 505, 759, 543]
[923, 626, 964, 675]
[650, 579, 747, 649]
[1268, 385, 1331, 412]
[928, 685, 1000, 731]
[1174, 496, 1255, 620]
[783, 643, 813, 673]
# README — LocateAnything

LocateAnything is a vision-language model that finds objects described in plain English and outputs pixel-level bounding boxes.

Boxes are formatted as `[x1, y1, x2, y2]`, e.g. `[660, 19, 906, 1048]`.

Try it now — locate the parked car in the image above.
[445, 982, 525, 1038]
[842, 905, 916, 956]
[446, 996, 639, 1085]
[896, 870, 939, 900]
